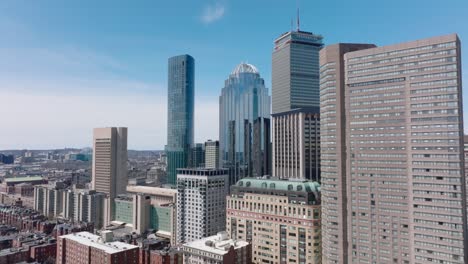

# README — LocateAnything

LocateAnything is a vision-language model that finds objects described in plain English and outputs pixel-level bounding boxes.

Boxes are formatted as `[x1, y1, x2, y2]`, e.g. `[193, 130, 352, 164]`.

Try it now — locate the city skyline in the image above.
[1, 0, 467, 150]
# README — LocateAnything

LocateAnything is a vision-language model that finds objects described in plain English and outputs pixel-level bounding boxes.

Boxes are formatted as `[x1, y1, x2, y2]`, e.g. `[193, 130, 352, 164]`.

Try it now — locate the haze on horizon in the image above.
[1, 0, 467, 150]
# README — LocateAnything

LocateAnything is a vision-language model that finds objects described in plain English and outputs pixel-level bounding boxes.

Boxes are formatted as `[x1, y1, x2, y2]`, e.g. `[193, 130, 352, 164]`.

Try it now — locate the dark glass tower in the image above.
[167, 55, 195, 185]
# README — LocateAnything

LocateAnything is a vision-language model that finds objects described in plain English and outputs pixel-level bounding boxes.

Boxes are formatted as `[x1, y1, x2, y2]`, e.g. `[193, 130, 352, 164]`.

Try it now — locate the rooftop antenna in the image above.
[296, 7, 300, 31]
[291, 18, 294, 32]
[296, 0, 301, 31]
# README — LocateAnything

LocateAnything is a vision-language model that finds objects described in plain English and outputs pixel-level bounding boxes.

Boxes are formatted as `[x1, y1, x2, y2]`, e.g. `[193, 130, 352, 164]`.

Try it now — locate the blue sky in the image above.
[1, 0, 467, 150]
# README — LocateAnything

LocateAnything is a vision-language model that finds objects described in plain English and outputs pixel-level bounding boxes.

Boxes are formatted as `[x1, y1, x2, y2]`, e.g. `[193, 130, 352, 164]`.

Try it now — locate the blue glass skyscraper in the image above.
[167, 55, 194, 185]
[219, 63, 271, 185]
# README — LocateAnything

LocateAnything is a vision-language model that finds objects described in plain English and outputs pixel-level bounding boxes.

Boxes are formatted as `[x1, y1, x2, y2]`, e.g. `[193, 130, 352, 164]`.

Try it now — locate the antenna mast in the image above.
[297, 8, 300, 31]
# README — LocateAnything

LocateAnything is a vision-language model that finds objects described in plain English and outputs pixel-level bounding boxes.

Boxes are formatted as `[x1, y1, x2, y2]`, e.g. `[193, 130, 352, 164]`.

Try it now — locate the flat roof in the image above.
[126, 185, 177, 197]
[60, 232, 138, 254]
[4, 176, 43, 183]
[183, 232, 249, 255]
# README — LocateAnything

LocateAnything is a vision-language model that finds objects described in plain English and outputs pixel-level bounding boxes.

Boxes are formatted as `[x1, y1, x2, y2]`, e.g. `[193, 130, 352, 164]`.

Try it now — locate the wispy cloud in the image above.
[201, 3, 225, 24]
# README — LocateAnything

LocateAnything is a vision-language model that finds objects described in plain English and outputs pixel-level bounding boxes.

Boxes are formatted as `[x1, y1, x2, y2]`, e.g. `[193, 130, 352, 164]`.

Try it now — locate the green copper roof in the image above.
[235, 178, 320, 193]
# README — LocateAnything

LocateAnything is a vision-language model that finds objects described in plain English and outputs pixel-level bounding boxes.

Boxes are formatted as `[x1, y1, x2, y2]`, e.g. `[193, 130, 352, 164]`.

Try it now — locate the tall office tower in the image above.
[167, 55, 195, 185]
[92, 127, 128, 224]
[320, 43, 376, 264]
[176, 168, 229, 244]
[272, 107, 321, 181]
[226, 178, 322, 263]
[189, 143, 205, 168]
[320, 34, 467, 264]
[272, 30, 323, 114]
[271, 29, 323, 182]
[205, 140, 220, 169]
[219, 63, 271, 184]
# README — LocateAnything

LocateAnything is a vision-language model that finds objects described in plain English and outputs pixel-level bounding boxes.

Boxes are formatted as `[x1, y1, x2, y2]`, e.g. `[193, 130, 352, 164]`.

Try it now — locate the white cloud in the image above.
[201, 3, 225, 24]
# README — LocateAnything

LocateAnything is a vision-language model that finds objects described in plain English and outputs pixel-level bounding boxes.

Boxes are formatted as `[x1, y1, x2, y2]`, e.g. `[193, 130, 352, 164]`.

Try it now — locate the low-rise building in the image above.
[182, 231, 251, 264]
[56, 231, 139, 264]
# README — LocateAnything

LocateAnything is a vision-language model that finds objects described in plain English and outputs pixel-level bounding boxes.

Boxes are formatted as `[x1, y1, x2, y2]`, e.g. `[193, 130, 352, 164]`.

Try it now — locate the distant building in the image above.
[33, 184, 66, 219]
[227, 178, 321, 263]
[189, 143, 205, 168]
[0, 154, 14, 164]
[176, 168, 229, 244]
[219, 63, 271, 184]
[109, 186, 178, 244]
[56, 231, 139, 264]
[272, 107, 321, 181]
[92, 127, 128, 225]
[204, 140, 220, 169]
[166, 55, 195, 185]
[182, 231, 251, 264]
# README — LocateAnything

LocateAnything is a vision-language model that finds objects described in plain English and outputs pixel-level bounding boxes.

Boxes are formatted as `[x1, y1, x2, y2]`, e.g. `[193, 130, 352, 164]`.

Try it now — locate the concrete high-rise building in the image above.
[271, 28, 323, 182]
[167, 55, 195, 185]
[92, 127, 128, 197]
[226, 178, 322, 263]
[176, 168, 229, 244]
[182, 232, 251, 264]
[219, 63, 271, 184]
[92, 127, 128, 225]
[272, 107, 321, 181]
[205, 140, 220, 169]
[56, 231, 139, 264]
[320, 34, 467, 263]
[272, 30, 323, 114]
[73, 190, 105, 229]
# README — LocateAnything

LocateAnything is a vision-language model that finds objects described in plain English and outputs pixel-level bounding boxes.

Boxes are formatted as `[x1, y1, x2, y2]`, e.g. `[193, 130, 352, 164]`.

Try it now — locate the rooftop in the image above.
[126, 185, 177, 197]
[235, 177, 320, 193]
[183, 231, 249, 255]
[230, 63, 259, 75]
[59, 232, 138, 254]
[4, 176, 43, 183]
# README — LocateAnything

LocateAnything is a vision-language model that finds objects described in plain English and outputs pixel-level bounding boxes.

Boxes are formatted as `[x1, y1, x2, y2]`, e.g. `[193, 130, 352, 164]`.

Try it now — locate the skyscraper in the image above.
[167, 54, 195, 185]
[320, 34, 467, 263]
[219, 63, 271, 184]
[271, 28, 323, 181]
[272, 30, 323, 114]
[92, 127, 128, 224]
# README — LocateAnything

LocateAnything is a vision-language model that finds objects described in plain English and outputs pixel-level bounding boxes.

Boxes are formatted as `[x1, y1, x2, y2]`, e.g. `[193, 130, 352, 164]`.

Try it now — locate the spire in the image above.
[296, 7, 300, 31]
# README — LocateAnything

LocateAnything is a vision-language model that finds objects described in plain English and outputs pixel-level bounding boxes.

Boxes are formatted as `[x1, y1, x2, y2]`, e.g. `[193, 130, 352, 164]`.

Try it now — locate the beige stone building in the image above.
[226, 177, 321, 264]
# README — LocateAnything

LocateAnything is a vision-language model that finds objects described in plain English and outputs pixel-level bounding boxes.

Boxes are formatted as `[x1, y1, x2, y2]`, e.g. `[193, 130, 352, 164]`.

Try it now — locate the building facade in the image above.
[166, 55, 195, 185]
[219, 63, 271, 184]
[272, 30, 323, 114]
[56, 231, 139, 264]
[320, 34, 467, 263]
[176, 168, 229, 244]
[92, 127, 128, 225]
[182, 231, 251, 264]
[226, 178, 321, 264]
[205, 140, 220, 169]
[272, 107, 321, 181]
